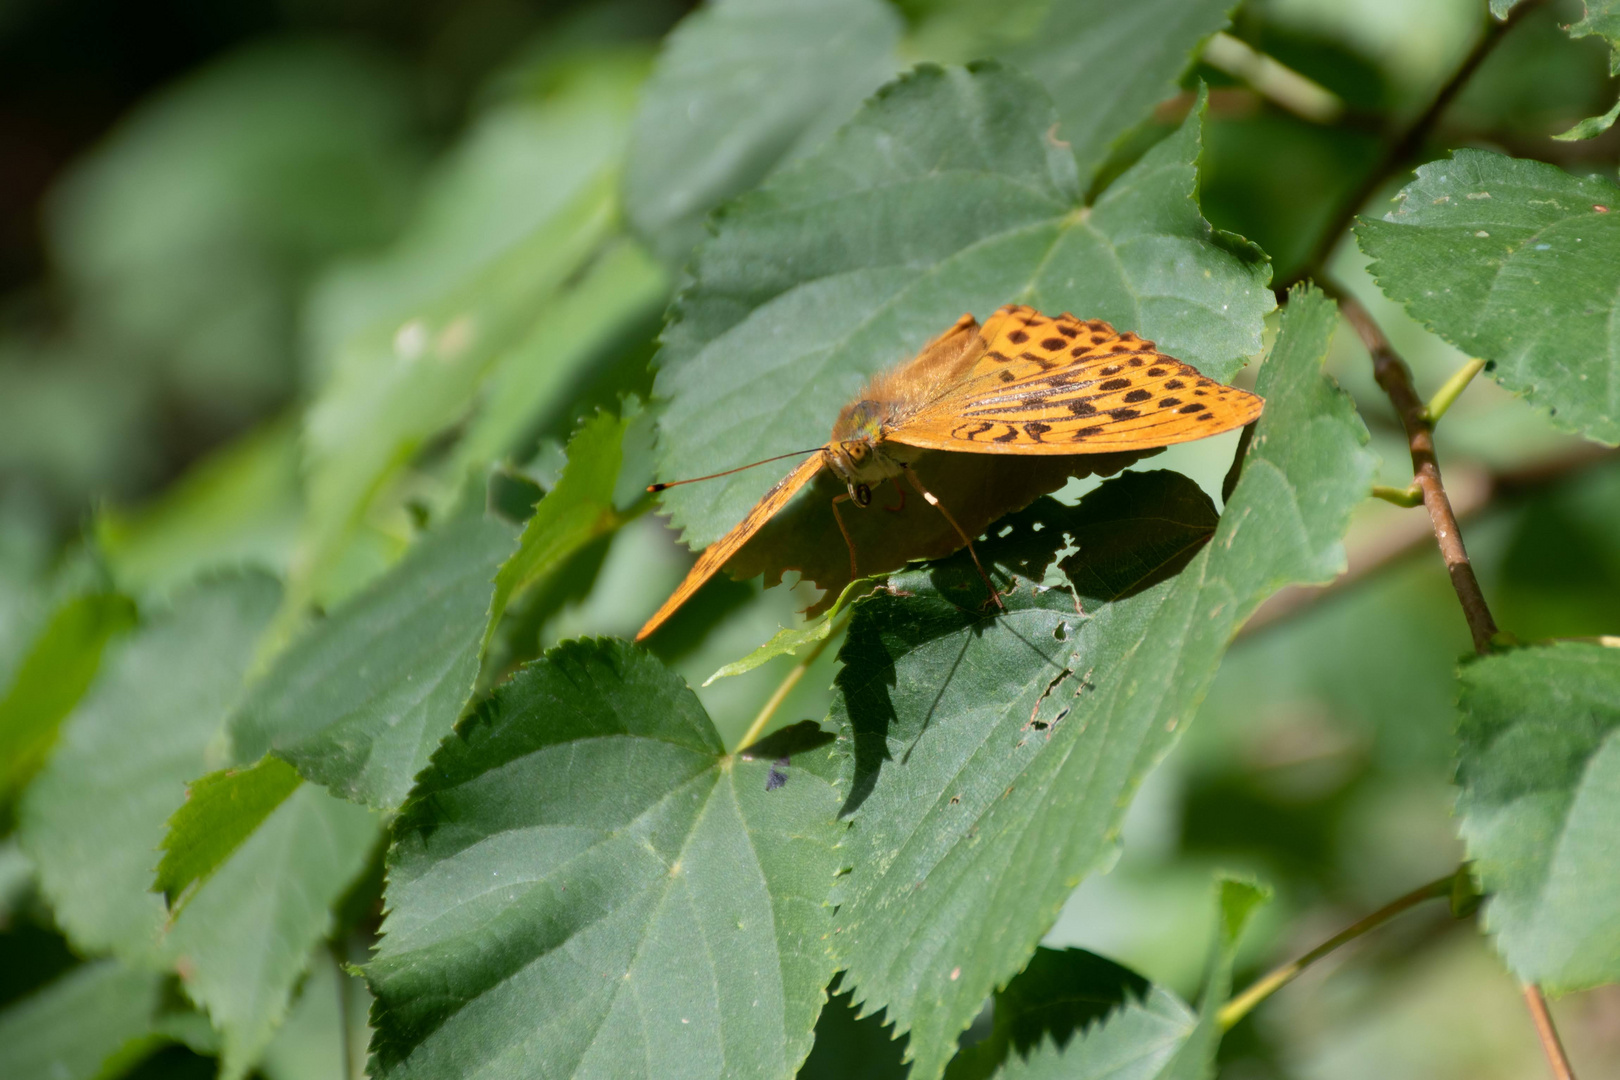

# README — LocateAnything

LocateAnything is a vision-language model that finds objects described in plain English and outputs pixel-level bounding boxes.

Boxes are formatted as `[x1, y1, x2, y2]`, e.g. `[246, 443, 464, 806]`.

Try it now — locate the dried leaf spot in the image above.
[1123, 389, 1152, 403]
[1099, 377, 1132, 391]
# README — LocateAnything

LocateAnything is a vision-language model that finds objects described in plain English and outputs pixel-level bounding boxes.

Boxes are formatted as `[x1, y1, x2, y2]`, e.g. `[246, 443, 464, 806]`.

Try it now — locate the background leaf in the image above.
[1357, 149, 1620, 446]
[825, 287, 1371, 1080]
[653, 66, 1272, 561]
[624, 0, 902, 264]
[154, 756, 304, 910]
[230, 500, 519, 810]
[18, 573, 281, 960]
[368, 638, 843, 1080]
[1455, 641, 1620, 992]
[1005, 0, 1235, 189]
[0, 960, 166, 1080]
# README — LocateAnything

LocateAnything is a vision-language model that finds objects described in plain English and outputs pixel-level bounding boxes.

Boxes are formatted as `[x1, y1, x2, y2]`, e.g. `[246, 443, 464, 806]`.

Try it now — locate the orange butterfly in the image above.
[636, 305, 1262, 641]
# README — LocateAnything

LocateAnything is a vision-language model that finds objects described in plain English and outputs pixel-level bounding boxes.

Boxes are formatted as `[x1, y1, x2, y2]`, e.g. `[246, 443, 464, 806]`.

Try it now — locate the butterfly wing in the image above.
[636, 452, 827, 641]
[884, 306, 1262, 454]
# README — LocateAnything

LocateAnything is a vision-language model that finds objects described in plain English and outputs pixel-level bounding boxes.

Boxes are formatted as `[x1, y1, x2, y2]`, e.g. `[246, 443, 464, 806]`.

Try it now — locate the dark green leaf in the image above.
[1455, 641, 1620, 992]
[230, 503, 519, 809]
[624, 0, 902, 263]
[825, 287, 1370, 1079]
[1357, 149, 1620, 446]
[1553, 96, 1620, 140]
[155, 756, 304, 910]
[19, 573, 281, 961]
[654, 66, 1271, 562]
[1006, 0, 1235, 188]
[368, 638, 843, 1080]
[0, 591, 136, 799]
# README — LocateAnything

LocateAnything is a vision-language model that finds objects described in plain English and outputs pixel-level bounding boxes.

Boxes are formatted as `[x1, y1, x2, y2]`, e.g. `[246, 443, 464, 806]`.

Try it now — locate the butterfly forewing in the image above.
[886, 306, 1262, 453]
[636, 452, 826, 641]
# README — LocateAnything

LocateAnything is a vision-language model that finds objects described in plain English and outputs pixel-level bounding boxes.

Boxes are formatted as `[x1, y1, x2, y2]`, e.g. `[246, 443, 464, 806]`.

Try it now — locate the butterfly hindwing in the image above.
[886, 306, 1262, 453]
[636, 452, 826, 641]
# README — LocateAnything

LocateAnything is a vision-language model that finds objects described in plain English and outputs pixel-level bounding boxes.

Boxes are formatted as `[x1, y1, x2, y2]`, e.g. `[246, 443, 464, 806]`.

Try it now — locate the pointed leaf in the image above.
[155, 756, 304, 909]
[368, 638, 843, 1080]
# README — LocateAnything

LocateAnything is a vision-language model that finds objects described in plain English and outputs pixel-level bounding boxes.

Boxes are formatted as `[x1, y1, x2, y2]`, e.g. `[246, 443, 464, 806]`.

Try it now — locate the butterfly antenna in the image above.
[647, 448, 824, 493]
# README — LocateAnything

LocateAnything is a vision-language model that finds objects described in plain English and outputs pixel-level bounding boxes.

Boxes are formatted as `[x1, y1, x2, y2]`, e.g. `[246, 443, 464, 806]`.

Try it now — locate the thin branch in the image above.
[1282, 0, 1547, 289]
[1523, 985, 1578, 1080]
[1334, 287, 1499, 653]
[1219, 870, 1459, 1030]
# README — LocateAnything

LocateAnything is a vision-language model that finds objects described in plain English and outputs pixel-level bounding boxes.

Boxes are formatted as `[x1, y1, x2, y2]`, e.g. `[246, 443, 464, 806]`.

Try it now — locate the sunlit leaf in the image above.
[1357, 149, 1620, 446]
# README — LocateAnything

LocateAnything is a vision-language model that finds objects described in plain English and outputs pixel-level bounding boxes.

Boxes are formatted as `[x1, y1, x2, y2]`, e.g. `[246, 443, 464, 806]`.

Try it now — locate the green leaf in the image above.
[163, 780, 377, 1079]
[1455, 641, 1620, 992]
[704, 578, 875, 685]
[299, 58, 644, 602]
[655, 66, 1272, 558]
[1567, 0, 1620, 75]
[155, 756, 304, 910]
[1553, 95, 1620, 140]
[826, 286, 1371, 1079]
[18, 573, 281, 961]
[0, 959, 166, 1080]
[368, 638, 843, 1080]
[624, 0, 903, 263]
[0, 590, 136, 799]
[797, 986, 908, 1080]
[231, 502, 519, 810]
[1005, 0, 1236, 188]
[488, 408, 641, 648]
[1356, 149, 1620, 446]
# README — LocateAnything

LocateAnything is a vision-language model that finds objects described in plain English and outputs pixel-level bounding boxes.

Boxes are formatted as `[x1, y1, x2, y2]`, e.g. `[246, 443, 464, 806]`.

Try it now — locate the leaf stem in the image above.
[1334, 286, 1499, 653]
[1523, 984, 1578, 1080]
[1370, 483, 1423, 507]
[1202, 33, 1344, 124]
[1218, 870, 1459, 1030]
[734, 609, 851, 753]
[1424, 358, 1487, 424]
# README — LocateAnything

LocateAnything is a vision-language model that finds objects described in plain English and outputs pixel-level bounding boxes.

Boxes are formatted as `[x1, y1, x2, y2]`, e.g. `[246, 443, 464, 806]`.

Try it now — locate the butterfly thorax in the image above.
[826, 398, 915, 503]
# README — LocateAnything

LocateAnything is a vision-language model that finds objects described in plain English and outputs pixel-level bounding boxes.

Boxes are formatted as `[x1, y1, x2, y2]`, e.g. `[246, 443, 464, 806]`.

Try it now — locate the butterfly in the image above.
[636, 305, 1263, 641]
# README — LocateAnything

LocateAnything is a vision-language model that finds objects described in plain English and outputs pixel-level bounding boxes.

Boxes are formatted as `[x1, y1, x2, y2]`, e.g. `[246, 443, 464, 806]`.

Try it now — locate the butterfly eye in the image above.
[854, 483, 872, 507]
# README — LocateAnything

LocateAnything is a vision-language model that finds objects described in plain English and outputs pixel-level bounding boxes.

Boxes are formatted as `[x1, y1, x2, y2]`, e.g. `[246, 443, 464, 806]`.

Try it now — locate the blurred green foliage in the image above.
[1, 1, 1618, 1079]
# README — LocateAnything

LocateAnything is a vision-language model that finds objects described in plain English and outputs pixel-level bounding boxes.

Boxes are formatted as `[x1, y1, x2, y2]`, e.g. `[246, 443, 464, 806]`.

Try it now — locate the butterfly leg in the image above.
[900, 464, 1005, 612]
[830, 492, 860, 580]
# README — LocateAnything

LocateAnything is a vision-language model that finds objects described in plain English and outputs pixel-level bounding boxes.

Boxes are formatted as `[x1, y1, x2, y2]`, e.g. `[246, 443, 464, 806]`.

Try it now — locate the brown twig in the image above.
[1281, 0, 1547, 290]
[1523, 985, 1578, 1080]
[1334, 290, 1498, 653]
